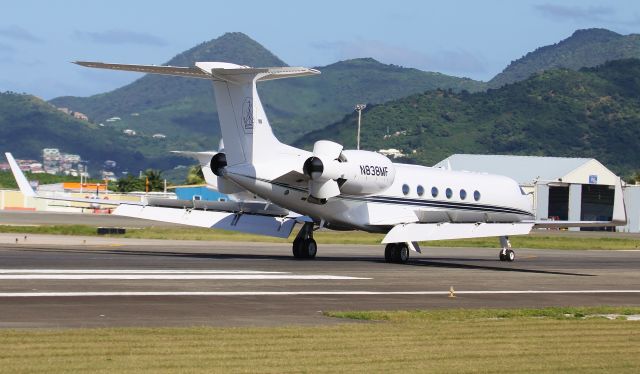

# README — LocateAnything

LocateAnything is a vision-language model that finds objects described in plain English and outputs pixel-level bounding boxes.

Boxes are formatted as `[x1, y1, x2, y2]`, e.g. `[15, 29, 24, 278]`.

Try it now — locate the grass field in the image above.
[0, 224, 639, 250]
[1, 307, 639, 373]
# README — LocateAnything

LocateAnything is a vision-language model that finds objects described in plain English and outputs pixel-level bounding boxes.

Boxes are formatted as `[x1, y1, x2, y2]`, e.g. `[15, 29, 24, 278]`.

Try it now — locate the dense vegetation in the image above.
[296, 59, 640, 177]
[50, 32, 486, 144]
[114, 169, 165, 192]
[0, 92, 190, 175]
[489, 28, 640, 88]
[6, 29, 640, 180]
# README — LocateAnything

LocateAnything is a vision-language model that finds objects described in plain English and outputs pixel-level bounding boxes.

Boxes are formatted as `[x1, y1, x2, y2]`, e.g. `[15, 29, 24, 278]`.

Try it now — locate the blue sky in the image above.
[1, 0, 639, 99]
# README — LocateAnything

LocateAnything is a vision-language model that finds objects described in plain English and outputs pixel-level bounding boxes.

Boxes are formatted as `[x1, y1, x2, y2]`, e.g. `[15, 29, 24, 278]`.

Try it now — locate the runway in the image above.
[0, 234, 639, 328]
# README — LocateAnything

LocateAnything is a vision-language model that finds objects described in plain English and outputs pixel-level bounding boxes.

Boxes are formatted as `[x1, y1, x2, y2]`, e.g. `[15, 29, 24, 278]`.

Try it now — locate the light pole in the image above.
[355, 104, 366, 150]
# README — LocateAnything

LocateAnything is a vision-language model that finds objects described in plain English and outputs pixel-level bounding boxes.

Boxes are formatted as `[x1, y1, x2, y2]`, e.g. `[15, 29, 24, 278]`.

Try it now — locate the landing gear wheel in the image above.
[303, 238, 317, 259]
[291, 222, 317, 260]
[292, 239, 304, 258]
[499, 236, 514, 262]
[505, 249, 515, 262]
[392, 243, 410, 264]
[384, 244, 397, 263]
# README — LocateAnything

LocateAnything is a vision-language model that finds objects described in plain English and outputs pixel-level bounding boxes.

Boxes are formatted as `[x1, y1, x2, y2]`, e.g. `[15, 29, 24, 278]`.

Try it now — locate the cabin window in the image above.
[446, 188, 453, 199]
[402, 184, 410, 195]
[474, 190, 481, 201]
[460, 189, 467, 200]
[417, 185, 424, 197]
[431, 187, 438, 198]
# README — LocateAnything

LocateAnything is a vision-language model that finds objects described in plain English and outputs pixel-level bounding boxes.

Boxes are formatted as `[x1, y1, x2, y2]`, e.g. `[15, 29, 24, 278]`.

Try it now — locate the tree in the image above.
[185, 165, 205, 185]
[143, 169, 164, 191]
[115, 175, 144, 192]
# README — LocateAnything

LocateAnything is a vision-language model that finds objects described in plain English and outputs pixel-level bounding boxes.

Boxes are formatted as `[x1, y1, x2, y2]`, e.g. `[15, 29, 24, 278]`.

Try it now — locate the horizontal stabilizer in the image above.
[75, 61, 320, 82]
[74, 61, 211, 79]
[171, 150, 217, 165]
[382, 222, 534, 243]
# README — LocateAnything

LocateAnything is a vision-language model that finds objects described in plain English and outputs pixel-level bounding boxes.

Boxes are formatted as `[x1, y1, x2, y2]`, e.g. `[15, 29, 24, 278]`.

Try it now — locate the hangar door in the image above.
[548, 186, 569, 221]
[581, 184, 614, 221]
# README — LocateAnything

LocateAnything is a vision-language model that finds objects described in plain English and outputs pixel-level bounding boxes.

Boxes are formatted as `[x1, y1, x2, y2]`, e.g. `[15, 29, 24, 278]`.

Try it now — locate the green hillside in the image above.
[50, 32, 486, 145]
[295, 59, 640, 177]
[489, 28, 640, 88]
[0, 92, 189, 174]
[261, 58, 485, 140]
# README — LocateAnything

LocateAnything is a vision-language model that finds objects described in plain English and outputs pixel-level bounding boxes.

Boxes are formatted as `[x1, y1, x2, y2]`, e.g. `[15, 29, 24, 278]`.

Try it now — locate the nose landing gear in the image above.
[499, 236, 515, 262]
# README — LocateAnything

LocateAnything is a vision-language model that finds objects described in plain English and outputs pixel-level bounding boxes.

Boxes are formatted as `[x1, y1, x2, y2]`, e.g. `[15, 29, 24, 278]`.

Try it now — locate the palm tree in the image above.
[143, 169, 164, 191]
[186, 165, 205, 185]
[115, 175, 144, 192]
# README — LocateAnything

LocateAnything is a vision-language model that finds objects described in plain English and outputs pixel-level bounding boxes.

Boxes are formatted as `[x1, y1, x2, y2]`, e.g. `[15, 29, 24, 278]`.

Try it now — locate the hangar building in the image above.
[434, 154, 632, 232]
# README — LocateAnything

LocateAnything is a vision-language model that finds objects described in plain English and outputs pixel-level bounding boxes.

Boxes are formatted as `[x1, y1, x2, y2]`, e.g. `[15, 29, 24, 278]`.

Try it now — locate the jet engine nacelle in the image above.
[209, 152, 246, 195]
[338, 150, 395, 195]
[303, 140, 395, 203]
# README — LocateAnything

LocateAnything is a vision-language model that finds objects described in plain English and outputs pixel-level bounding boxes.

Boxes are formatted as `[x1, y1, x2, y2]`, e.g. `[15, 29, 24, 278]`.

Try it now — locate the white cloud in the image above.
[73, 29, 168, 47]
[0, 25, 43, 43]
[534, 3, 640, 25]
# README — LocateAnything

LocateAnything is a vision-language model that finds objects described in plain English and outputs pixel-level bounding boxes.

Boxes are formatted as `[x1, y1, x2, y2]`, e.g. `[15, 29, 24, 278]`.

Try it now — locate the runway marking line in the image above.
[0, 275, 369, 280]
[0, 269, 370, 281]
[1, 290, 640, 297]
[0, 269, 290, 274]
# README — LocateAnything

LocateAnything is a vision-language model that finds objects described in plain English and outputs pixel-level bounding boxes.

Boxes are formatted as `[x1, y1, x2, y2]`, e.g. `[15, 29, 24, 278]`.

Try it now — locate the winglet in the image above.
[5, 153, 36, 197]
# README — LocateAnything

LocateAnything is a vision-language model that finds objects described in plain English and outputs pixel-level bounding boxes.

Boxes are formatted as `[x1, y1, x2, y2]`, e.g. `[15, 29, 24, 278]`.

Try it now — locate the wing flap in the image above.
[382, 222, 534, 243]
[113, 205, 296, 238]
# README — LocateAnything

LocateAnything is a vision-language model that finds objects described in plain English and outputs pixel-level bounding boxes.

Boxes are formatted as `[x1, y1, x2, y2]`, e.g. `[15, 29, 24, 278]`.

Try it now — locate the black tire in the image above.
[393, 243, 410, 264]
[499, 252, 506, 261]
[304, 238, 317, 259]
[384, 244, 396, 263]
[506, 249, 515, 262]
[292, 239, 304, 259]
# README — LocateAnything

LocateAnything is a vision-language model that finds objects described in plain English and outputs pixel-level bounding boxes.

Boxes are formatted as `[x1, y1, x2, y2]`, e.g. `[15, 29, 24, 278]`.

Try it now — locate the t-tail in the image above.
[74, 61, 320, 166]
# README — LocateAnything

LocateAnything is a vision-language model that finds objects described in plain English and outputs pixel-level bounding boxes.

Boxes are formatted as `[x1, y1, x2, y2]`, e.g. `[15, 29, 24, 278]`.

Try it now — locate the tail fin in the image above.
[75, 61, 320, 166]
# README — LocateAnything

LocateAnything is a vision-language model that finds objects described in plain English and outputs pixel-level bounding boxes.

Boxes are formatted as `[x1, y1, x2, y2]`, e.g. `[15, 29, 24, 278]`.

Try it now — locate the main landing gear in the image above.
[384, 243, 410, 264]
[499, 236, 515, 262]
[292, 222, 317, 259]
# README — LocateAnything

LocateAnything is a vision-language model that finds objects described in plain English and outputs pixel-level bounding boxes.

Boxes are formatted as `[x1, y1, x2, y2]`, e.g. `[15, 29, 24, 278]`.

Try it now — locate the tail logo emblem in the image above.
[242, 97, 254, 133]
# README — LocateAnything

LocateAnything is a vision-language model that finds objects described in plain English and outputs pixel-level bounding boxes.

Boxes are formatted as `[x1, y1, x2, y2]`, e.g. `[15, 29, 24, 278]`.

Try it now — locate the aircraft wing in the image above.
[4, 153, 300, 238]
[383, 222, 534, 244]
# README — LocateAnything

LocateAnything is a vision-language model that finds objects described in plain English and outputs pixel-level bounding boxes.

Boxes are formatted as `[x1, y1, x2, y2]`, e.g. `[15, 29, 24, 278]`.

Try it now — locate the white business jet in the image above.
[5, 60, 627, 264]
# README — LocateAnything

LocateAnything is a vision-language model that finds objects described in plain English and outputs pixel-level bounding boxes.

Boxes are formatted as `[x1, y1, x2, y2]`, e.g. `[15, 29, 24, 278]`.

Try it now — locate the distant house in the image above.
[152, 133, 166, 139]
[378, 148, 406, 158]
[101, 171, 117, 182]
[106, 117, 121, 122]
[73, 112, 89, 121]
[123, 129, 136, 136]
